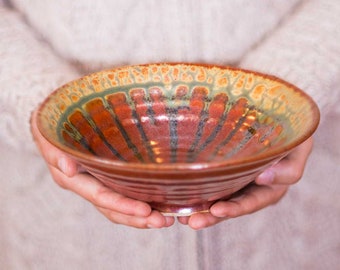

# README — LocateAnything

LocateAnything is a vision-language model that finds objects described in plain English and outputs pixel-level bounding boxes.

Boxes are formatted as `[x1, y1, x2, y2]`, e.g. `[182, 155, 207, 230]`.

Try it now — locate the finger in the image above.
[97, 207, 175, 229]
[256, 137, 313, 185]
[184, 183, 288, 229]
[49, 165, 152, 217]
[185, 213, 227, 230]
[163, 216, 176, 227]
[210, 183, 288, 219]
[177, 216, 189, 225]
[31, 110, 79, 177]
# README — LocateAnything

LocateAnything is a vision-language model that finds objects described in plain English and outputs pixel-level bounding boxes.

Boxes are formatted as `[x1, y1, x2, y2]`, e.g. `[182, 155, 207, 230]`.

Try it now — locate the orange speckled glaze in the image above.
[37, 63, 320, 215]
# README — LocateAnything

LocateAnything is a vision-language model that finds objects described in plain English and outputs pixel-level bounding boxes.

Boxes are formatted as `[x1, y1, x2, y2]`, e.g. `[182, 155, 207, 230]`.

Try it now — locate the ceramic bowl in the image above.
[36, 63, 320, 216]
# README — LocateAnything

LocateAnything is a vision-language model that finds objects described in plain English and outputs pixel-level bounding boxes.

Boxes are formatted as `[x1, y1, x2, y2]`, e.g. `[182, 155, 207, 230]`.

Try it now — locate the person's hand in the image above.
[178, 137, 314, 230]
[30, 110, 175, 229]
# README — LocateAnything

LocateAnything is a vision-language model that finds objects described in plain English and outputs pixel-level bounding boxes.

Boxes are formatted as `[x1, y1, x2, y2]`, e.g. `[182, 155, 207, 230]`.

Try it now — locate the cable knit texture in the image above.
[0, 8, 79, 152]
[241, 0, 340, 119]
[1, 1, 340, 269]
[10, 0, 299, 68]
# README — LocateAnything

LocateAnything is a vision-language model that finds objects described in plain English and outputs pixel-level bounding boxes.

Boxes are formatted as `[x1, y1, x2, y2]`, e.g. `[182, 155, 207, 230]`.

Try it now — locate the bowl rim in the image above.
[36, 62, 320, 171]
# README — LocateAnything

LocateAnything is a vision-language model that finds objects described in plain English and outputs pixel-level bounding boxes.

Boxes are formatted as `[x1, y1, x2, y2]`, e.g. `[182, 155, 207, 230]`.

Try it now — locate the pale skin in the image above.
[31, 110, 313, 230]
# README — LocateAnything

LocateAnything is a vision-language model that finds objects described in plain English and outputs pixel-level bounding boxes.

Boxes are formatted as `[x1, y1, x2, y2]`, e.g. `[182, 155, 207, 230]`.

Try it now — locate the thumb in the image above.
[30, 110, 80, 177]
[256, 137, 313, 185]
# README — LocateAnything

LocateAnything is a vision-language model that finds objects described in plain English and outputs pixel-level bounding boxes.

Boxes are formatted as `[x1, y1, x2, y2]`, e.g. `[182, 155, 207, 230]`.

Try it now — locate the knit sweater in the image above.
[1, 1, 340, 269]
[1, 0, 340, 152]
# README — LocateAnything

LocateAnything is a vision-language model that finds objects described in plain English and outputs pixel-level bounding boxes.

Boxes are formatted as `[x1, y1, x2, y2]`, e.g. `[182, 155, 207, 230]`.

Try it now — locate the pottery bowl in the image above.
[36, 63, 320, 216]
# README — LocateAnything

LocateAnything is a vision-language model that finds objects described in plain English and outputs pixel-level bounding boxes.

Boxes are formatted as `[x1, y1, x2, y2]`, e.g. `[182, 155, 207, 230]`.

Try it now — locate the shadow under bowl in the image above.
[36, 63, 320, 216]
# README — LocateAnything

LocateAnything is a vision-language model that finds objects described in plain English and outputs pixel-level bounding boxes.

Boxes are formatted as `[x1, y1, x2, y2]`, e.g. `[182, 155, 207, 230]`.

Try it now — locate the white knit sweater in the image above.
[1, 0, 340, 152]
[1, 1, 340, 269]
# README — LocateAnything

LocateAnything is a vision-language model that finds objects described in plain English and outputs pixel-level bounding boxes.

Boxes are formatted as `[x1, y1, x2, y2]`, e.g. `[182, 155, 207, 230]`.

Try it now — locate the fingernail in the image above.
[210, 204, 230, 218]
[57, 157, 68, 174]
[147, 221, 160, 229]
[258, 169, 275, 185]
[213, 212, 229, 218]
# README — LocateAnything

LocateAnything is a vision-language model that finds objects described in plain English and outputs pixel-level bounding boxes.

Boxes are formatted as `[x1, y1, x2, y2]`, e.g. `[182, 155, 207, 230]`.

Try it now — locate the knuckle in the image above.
[91, 186, 123, 210]
[52, 172, 69, 190]
[289, 168, 304, 184]
[91, 186, 110, 204]
[238, 195, 258, 215]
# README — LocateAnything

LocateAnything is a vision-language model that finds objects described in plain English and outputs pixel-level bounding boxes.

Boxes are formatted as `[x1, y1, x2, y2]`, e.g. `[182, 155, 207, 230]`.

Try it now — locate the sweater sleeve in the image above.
[0, 7, 80, 152]
[239, 0, 340, 121]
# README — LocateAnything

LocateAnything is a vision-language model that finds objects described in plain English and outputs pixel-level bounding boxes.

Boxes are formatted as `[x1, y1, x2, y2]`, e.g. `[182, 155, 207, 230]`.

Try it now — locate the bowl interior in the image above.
[37, 64, 320, 166]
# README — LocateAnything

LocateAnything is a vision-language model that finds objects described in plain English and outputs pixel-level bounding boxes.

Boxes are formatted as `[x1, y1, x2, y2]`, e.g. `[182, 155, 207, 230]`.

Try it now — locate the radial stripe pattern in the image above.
[60, 85, 285, 164]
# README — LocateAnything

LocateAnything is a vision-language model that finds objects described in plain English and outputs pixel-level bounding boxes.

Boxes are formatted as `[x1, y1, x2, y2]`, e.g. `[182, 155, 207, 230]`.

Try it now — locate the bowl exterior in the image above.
[77, 153, 286, 215]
